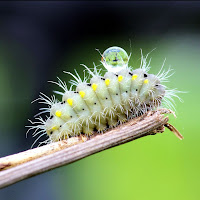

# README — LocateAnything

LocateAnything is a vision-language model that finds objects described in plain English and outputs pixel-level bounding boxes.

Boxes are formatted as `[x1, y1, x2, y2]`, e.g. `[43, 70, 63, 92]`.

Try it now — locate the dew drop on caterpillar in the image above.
[27, 46, 183, 147]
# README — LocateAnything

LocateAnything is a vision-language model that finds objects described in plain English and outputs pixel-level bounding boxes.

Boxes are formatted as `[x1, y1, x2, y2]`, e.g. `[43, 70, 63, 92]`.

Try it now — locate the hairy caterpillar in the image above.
[27, 46, 181, 147]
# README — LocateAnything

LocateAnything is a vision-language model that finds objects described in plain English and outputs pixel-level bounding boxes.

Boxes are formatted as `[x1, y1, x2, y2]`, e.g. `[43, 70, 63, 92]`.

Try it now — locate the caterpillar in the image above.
[27, 46, 181, 147]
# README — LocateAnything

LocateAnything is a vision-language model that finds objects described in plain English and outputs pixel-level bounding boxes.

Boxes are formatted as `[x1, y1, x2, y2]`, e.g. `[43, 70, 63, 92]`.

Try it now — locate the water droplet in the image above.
[101, 46, 129, 72]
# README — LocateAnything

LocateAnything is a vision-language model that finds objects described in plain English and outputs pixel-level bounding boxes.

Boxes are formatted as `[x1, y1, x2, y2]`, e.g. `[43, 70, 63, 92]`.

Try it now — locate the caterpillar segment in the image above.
[62, 90, 95, 136]
[89, 75, 118, 128]
[104, 71, 127, 123]
[116, 69, 133, 116]
[75, 82, 107, 132]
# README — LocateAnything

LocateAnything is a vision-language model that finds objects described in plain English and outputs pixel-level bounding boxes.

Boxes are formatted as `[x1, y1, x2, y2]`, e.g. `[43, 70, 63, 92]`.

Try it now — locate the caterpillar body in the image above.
[27, 46, 180, 146]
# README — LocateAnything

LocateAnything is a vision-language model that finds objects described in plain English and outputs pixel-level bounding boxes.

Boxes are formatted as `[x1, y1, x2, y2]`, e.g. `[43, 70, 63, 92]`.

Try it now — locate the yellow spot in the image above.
[105, 79, 110, 86]
[52, 126, 57, 130]
[118, 75, 123, 82]
[144, 79, 149, 84]
[79, 91, 85, 98]
[67, 98, 73, 106]
[92, 83, 97, 91]
[132, 74, 138, 80]
[55, 110, 62, 117]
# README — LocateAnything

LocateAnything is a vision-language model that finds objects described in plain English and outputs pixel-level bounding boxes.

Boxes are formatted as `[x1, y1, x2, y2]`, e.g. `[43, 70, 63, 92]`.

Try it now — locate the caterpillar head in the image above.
[45, 116, 64, 141]
[45, 115, 75, 140]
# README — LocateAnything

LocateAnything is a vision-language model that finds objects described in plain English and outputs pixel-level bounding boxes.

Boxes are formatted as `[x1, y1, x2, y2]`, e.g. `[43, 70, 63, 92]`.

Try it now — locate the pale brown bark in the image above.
[0, 108, 183, 189]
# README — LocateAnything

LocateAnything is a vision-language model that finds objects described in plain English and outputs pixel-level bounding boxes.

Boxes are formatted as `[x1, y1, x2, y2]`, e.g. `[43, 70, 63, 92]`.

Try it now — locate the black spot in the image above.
[70, 116, 72, 118]
[50, 131, 53, 135]
[115, 74, 118, 77]
[101, 78, 105, 80]
[116, 93, 118, 95]
[155, 84, 159, 87]
[93, 127, 98, 132]
[94, 102, 97, 105]
[106, 123, 110, 129]
[87, 83, 91, 86]
[113, 57, 118, 62]
[63, 101, 65, 103]
[106, 97, 108, 100]
[74, 91, 78, 93]
[61, 102, 64, 104]
[50, 115, 53, 119]
[144, 73, 148, 78]
[82, 108, 85, 110]
[60, 125, 62, 127]
[136, 89, 138, 91]
[129, 72, 133, 76]
[126, 91, 128, 93]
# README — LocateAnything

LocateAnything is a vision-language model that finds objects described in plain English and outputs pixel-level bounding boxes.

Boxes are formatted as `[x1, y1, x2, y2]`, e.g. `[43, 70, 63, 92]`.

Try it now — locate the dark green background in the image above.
[0, 2, 199, 200]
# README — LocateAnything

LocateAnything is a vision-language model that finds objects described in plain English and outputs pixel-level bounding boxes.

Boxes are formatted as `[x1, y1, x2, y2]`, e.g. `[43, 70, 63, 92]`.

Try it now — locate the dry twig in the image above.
[0, 108, 183, 189]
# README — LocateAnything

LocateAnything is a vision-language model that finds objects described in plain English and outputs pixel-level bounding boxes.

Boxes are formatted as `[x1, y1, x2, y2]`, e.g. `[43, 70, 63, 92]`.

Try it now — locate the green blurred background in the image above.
[0, 2, 199, 200]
